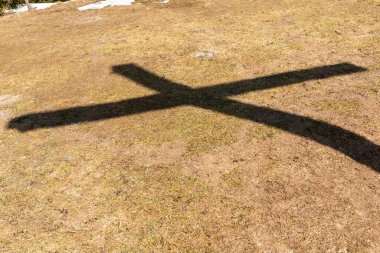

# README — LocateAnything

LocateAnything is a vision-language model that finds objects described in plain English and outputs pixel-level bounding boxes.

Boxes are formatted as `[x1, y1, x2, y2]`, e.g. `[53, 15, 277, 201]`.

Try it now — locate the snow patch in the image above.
[0, 94, 22, 105]
[195, 50, 214, 59]
[6, 3, 57, 13]
[78, 0, 134, 11]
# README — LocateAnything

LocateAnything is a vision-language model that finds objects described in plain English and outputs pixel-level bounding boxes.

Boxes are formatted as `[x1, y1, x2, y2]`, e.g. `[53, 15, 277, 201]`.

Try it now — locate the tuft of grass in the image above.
[366, 81, 380, 94]
[248, 124, 278, 141]
[221, 168, 245, 189]
[313, 99, 362, 117]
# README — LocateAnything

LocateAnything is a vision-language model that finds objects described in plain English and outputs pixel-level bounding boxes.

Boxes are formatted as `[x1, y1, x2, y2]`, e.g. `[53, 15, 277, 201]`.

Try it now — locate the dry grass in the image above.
[1, 0, 380, 252]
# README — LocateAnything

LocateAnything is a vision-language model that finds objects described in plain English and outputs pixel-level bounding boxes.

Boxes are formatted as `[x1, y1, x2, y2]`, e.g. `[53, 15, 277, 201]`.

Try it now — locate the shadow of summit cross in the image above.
[7, 63, 380, 172]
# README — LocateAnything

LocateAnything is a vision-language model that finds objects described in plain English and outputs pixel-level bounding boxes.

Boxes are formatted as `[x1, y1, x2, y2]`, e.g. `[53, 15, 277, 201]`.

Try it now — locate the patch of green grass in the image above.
[102, 28, 188, 58]
[366, 81, 380, 94]
[313, 99, 362, 117]
[221, 168, 245, 189]
[122, 107, 241, 155]
[248, 124, 277, 140]
[347, 34, 380, 56]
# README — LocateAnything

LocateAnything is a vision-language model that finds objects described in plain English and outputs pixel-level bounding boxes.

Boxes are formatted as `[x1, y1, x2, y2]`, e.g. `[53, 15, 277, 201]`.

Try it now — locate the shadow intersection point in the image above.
[7, 63, 380, 172]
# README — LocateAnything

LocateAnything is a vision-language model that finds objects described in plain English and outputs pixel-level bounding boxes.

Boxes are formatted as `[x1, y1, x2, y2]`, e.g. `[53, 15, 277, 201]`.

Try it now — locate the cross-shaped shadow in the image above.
[7, 63, 380, 172]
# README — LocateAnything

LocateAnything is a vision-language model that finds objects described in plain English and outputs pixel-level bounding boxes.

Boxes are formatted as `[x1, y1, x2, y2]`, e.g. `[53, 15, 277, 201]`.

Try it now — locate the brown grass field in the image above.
[1, 0, 380, 252]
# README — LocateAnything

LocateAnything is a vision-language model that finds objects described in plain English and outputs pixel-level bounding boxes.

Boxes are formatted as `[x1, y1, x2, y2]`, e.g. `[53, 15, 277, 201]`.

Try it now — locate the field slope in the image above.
[0, 0, 380, 252]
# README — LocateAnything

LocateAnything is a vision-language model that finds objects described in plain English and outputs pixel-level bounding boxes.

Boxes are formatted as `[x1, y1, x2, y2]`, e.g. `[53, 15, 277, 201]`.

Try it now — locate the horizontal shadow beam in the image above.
[7, 94, 183, 132]
[200, 63, 366, 96]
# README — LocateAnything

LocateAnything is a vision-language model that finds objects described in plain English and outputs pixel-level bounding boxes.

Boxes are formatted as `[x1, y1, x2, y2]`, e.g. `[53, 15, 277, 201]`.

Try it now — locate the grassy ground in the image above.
[0, 0, 380, 252]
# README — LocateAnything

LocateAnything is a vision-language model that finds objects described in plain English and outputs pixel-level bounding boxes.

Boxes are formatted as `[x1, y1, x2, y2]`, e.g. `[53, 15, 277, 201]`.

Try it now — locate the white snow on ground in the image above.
[0, 94, 22, 105]
[6, 3, 56, 13]
[78, 0, 134, 11]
